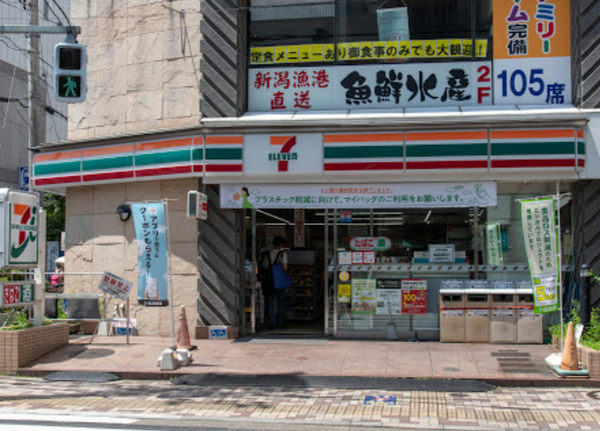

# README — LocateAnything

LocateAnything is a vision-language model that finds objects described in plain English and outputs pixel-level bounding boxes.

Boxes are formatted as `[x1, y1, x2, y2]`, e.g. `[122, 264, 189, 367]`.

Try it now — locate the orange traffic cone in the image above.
[560, 321, 579, 371]
[176, 305, 192, 350]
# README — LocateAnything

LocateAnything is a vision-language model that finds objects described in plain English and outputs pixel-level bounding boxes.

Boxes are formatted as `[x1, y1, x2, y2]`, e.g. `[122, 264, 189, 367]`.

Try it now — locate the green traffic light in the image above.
[57, 75, 81, 98]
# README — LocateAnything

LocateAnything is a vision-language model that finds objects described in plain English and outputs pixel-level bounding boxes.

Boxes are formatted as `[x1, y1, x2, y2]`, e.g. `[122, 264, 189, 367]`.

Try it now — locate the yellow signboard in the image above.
[249, 39, 488, 65]
[493, 0, 570, 59]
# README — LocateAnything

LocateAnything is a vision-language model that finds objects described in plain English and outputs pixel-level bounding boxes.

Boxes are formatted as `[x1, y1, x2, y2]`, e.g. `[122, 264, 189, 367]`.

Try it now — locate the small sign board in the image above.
[0, 281, 35, 307]
[428, 244, 455, 263]
[350, 237, 391, 251]
[209, 326, 228, 339]
[98, 271, 133, 301]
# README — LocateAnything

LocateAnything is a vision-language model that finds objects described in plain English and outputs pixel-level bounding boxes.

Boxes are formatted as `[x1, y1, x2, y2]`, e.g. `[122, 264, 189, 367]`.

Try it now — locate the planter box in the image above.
[0, 324, 69, 375]
[579, 345, 600, 378]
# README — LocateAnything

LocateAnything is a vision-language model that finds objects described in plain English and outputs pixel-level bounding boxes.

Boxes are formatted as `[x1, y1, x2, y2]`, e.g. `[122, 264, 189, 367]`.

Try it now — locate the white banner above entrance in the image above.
[220, 182, 497, 209]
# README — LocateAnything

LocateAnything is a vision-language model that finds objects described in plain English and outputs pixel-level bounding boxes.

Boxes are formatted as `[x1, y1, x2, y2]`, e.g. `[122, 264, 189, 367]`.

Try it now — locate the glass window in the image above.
[249, 0, 492, 66]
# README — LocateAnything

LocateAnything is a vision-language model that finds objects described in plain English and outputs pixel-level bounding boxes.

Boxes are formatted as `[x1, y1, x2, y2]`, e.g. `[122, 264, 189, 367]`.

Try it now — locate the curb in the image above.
[16, 368, 600, 388]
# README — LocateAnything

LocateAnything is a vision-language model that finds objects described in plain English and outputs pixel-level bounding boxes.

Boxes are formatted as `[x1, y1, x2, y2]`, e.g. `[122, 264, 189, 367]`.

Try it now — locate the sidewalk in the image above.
[17, 334, 598, 386]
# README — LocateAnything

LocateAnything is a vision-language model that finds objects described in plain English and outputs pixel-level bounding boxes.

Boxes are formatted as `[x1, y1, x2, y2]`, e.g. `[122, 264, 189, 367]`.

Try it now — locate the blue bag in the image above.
[271, 251, 292, 289]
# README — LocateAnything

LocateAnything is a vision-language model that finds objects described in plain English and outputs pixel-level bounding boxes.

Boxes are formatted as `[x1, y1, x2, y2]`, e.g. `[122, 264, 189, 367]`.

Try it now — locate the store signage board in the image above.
[244, 134, 323, 175]
[520, 198, 560, 313]
[492, 0, 571, 105]
[221, 182, 497, 209]
[351, 279, 377, 314]
[428, 244, 455, 263]
[0, 189, 40, 268]
[249, 62, 492, 111]
[0, 281, 35, 307]
[350, 237, 391, 251]
[98, 271, 133, 301]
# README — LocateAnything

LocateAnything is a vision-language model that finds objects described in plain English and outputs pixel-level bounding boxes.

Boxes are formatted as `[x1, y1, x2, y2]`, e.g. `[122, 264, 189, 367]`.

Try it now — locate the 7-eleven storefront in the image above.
[31, 114, 589, 339]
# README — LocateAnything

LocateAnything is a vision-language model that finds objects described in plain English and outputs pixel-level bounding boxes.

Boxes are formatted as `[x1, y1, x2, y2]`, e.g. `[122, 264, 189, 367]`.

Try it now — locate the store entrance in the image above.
[245, 207, 480, 338]
[248, 209, 327, 336]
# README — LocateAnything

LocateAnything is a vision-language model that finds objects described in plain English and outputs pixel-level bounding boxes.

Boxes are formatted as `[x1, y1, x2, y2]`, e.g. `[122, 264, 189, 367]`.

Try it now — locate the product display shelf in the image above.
[287, 250, 319, 321]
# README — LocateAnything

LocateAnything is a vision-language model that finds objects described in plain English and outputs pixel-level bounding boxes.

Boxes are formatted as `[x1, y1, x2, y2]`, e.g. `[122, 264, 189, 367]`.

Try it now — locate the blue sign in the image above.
[132, 203, 169, 306]
[363, 395, 397, 406]
[209, 327, 227, 339]
[18, 167, 29, 191]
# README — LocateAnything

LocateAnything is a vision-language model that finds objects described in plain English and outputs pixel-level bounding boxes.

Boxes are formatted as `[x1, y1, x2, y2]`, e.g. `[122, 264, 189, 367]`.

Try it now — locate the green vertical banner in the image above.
[520, 198, 560, 313]
[485, 223, 503, 265]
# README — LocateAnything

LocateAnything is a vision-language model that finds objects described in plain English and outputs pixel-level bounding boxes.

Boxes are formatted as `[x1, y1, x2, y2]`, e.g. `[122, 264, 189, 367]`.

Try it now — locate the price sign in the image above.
[1, 282, 34, 307]
[401, 279, 427, 314]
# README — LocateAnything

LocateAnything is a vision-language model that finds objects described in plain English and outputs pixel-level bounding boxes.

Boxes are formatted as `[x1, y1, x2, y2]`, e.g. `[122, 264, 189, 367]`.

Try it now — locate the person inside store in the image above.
[50, 256, 64, 292]
[260, 236, 289, 330]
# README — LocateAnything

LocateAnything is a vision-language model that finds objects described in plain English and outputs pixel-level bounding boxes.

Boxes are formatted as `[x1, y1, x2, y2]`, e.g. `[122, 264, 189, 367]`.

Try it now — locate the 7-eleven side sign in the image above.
[0, 189, 40, 268]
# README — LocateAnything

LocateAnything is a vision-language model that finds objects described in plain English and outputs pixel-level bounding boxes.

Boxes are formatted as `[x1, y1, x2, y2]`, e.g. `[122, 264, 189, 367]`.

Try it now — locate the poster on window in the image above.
[351, 279, 377, 314]
[401, 279, 427, 314]
[520, 198, 559, 313]
[248, 62, 492, 111]
[486, 223, 503, 265]
[376, 288, 402, 315]
[132, 203, 169, 306]
[377, 7, 410, 41]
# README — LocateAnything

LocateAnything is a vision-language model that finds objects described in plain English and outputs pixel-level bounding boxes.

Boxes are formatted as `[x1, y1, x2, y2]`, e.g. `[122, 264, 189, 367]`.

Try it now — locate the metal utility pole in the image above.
[28, 0, 40, 191]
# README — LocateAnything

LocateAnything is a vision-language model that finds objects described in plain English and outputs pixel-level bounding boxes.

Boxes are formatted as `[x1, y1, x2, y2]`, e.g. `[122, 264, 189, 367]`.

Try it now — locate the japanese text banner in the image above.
[220, 182, 497, 209]
[520, 198, 559, 313]
[132, 203, 169, 306]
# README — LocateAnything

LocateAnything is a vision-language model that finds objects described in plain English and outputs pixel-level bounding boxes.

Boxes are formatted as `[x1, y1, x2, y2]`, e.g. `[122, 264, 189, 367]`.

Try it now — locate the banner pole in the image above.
[164, 199, 176, 349]
[556, 182, 564, 353]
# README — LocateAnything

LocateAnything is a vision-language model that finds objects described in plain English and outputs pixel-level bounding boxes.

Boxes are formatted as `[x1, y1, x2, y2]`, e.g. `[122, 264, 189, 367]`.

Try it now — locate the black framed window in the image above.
[249, 0, 492, 66]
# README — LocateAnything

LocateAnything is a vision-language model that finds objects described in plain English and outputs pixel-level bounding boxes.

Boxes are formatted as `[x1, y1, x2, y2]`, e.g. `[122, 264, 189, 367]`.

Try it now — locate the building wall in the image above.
[573, 0, 600, 299]
[68, 0, 202, 140]
[64, 178, 200, 336]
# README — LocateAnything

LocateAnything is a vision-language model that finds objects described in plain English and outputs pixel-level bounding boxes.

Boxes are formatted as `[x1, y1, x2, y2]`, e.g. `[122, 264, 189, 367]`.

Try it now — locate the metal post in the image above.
[164, 199, 176, 349]
[333, 209, 338, 337]
[28, 0, 40, 193]
[126, 298, 130, 345]
[580, 264, 591, 328]
[555, 181, 564, 351]
[473, 206, 479, 279]
[323, 209, 329, 335]
[33, 208, 46, 326]
[251, 209, 257, 334]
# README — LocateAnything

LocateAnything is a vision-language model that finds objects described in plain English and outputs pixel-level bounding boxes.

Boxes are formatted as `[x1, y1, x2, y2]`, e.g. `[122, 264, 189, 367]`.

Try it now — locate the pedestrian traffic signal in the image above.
[53, 42, 87, 103]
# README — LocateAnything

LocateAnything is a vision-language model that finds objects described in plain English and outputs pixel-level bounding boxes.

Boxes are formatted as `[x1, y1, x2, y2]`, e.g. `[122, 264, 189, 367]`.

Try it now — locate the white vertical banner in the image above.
[294, 209, 305, 248]
[520, 198, 560, 313]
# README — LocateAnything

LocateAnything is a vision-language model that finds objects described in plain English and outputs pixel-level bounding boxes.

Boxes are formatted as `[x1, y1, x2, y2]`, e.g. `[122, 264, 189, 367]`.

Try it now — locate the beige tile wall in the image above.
[65, 178, 200, 336]
[68, 0, 202, 140]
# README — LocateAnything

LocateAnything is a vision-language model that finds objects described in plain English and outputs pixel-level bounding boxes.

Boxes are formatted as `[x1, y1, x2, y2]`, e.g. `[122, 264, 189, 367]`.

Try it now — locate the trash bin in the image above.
[439, 289, 466, 342]
[516, 290, 542, 343]
[465, 291, 491, 342]
[490, 290, 516, 343]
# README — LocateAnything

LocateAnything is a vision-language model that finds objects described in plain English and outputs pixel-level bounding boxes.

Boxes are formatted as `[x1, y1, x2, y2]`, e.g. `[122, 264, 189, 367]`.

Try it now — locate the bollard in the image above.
[580, 264, 591, 329]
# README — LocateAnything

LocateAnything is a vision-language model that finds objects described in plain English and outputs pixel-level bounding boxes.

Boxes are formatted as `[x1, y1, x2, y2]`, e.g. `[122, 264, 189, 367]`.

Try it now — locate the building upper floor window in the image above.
[249, 0, 492, 66]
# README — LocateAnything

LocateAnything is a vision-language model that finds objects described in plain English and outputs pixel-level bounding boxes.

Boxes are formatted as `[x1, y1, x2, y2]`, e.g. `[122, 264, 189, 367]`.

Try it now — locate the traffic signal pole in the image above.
[0, 18, 81, 190]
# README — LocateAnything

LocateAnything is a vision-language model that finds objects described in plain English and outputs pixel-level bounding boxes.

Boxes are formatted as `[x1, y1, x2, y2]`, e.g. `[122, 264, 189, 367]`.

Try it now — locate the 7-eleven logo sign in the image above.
[268, 136, 297, 172]
[10, 203, 37, 260]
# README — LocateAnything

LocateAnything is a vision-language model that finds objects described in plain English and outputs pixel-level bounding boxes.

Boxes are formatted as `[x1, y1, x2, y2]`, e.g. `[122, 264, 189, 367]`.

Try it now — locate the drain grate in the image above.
[493, 350, 539, 373]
